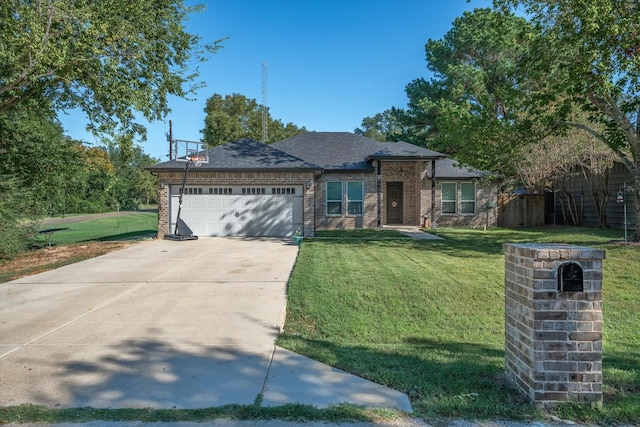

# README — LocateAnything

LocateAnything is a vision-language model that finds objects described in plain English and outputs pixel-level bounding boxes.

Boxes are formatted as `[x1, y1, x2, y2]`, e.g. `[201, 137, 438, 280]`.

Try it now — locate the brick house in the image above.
[148, 132, 498, 238]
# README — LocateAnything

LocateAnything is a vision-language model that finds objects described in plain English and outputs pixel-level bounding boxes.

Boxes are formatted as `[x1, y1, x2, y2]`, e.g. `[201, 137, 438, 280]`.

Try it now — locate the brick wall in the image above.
[155, 170, 316, 238]
[314, 171, 377, 230]
[503, 243, 604, 408]
[422, 179, 498, 228]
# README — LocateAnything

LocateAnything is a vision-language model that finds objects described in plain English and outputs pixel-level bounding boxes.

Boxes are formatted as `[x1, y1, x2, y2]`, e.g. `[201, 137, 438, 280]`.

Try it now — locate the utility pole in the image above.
[262, 62, 268, 143]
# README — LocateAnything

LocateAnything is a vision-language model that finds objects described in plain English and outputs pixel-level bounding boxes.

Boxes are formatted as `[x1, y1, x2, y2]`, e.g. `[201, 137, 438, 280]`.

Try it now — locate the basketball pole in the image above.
[168, 120, 173, 159]
[173, 160, 192, 235]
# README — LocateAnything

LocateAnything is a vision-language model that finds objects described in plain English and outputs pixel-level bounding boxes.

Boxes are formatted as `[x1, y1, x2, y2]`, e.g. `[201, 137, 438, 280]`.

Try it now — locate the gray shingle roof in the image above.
[271, 132, 446, 171]
[430, 158, 487, 179]
[148, 133, 483, 179]
[369, 140, 446, 160]
[148, 138, 322, 171]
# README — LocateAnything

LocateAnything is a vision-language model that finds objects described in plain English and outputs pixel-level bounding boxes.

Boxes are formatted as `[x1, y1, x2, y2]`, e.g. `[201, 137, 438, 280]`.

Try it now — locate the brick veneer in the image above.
[314, 171, 378, 230]
[503, 243, 604, 408]
[421, 179, 498, 228]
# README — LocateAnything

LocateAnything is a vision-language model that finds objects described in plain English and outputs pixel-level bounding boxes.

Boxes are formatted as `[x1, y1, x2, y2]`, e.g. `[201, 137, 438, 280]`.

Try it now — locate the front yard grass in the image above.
[277, 226, 640, 425]
[0, 212, 158, 283]
[38, 211, 158, 246]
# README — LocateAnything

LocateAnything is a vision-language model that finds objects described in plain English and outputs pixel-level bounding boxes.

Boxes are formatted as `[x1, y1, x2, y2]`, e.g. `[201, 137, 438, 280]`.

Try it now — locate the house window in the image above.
[326, 182, 343, 215]
[441, 183, 457, 214]
[441, 182, 477, 215]
[347, 182, 363, 215]
[461, 182, 476, 214]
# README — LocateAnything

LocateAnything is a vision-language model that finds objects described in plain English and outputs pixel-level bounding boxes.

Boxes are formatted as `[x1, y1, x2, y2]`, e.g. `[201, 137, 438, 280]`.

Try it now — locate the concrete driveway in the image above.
[0, 238, 410, 411]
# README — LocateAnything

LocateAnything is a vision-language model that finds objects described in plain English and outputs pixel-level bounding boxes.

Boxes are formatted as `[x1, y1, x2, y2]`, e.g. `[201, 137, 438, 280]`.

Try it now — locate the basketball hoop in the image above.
[188, 155, 206, 167]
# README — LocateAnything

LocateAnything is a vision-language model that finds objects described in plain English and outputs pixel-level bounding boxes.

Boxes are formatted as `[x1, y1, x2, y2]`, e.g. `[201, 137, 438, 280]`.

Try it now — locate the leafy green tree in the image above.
[0, 105, 88, 216]
[0, 176, 39, 259]
[495, 0, 640, 239]
[108, 145, 159, 210]
[358, 9, 534, 167]
[414, 8, 534, 175]
[201, 93, 307, 145]
[354, 108, 409, 142]
[0, 0, 223, 144]
[80, 146, 117, 212]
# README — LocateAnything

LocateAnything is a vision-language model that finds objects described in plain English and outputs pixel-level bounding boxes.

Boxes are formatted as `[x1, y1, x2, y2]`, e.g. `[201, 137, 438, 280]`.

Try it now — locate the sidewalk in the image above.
[383, 226, 444, 240]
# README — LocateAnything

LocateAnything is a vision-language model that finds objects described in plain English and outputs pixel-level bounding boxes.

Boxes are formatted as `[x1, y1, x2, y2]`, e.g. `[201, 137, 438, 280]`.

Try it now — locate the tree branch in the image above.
[562, 120, 635, 172]
[0, 1, 55, 97]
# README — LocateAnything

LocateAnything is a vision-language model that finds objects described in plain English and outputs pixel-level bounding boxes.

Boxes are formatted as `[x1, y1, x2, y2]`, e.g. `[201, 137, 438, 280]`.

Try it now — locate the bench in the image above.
[39, 227, 69, 247]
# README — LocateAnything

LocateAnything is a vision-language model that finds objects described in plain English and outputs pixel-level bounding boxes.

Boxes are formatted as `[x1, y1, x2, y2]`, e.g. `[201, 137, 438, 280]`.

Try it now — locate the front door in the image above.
[386, 182, 403, 224]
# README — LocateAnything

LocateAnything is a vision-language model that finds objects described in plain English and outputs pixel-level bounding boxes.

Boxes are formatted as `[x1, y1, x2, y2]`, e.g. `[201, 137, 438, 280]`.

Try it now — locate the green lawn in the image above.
[278, 226, 640, 424]
[37, 212, 158, 246]
[0, 213, 158, 283]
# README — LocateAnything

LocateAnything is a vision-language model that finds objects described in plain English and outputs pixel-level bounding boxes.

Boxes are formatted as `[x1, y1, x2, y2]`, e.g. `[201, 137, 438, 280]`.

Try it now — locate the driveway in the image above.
[0, 238, 411, 411]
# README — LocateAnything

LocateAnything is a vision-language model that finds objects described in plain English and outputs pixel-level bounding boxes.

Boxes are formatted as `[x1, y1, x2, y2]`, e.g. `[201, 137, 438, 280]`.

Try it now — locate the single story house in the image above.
[148, 132, 497, 238]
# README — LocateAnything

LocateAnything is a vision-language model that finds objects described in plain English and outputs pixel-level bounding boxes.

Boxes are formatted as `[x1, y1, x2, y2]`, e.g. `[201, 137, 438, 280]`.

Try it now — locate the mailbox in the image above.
[558, 261, 584, 292]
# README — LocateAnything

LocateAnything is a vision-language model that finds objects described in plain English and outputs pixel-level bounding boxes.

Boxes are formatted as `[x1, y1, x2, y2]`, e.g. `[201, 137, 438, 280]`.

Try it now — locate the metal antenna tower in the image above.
[262, 62, 268, 143]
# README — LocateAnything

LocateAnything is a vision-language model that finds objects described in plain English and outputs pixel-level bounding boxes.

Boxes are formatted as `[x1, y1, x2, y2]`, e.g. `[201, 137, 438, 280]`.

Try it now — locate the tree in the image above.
[108, 145, 159, 210]
[0, 176, 39, 259]
[358, 9, 535, 169]
[496, 0, 640, 240]
[354, 108, 408, 142]
[0, 0, 223, 144]
[201, 93, 307, 145]
[517, 127, 616, 227]
[0, 104, 88, 216]
[414, 8, 534, 176]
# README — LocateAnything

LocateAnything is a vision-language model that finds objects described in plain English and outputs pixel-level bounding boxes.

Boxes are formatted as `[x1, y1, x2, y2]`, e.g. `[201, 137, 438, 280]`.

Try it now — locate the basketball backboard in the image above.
[170, 140, 209, 164]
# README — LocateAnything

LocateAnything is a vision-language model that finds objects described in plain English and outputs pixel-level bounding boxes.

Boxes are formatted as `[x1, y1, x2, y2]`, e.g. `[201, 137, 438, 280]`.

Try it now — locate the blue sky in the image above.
[60, 0, 493, 160]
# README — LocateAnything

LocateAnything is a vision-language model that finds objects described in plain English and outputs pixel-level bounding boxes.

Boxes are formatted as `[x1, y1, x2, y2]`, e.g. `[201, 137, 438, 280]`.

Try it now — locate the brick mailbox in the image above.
[503, 243, 604, 408]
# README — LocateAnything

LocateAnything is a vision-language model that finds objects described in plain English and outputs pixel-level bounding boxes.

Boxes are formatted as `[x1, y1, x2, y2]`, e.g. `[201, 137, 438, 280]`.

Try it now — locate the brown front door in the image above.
[386, 182, 403, 224]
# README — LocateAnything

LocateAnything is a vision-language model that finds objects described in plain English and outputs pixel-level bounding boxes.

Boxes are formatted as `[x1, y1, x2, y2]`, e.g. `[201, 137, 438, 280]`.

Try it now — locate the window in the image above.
[461, 182, 476, 214]
[272, 187, 296, 195]
[326, 182, 343, 215]
[441, 183, 456, 214]
[347, 182, 363, 215]
[441, 182, 477, 215]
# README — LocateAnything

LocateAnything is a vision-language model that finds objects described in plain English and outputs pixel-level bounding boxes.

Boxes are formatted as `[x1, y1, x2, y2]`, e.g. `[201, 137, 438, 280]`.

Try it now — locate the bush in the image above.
[0, 176, 40, 259]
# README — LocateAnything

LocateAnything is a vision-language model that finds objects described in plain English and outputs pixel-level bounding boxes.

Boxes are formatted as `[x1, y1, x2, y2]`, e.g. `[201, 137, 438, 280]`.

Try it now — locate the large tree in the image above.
[416, 8, 534, 176]
[496, 0, 640, 239]
[201, 93, 307, 145]
[0, 104, 88, 216]
[358, 9, 534, 172]
[0, 0, 222, 143]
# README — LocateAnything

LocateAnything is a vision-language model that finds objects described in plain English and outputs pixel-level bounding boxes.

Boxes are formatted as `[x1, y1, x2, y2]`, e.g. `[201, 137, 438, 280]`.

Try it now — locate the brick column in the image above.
[503, 243, 604, 408]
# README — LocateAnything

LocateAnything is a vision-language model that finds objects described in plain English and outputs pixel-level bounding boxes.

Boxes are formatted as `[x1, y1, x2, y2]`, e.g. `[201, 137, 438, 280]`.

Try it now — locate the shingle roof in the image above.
[369, 140, 446, 160]
[271, 132, 446, 171]
[147, 133, 482, 179]
[148, 138, 322, 171]
[430, 158, 487, 179]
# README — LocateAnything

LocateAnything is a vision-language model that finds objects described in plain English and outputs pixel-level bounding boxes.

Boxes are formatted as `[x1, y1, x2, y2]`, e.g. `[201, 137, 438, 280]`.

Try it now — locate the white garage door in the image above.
[169, 185, 303, 237]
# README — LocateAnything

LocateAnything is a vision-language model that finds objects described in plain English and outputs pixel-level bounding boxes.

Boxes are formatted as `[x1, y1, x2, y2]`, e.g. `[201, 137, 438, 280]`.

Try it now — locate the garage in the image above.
[169, 185, 303, 237]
